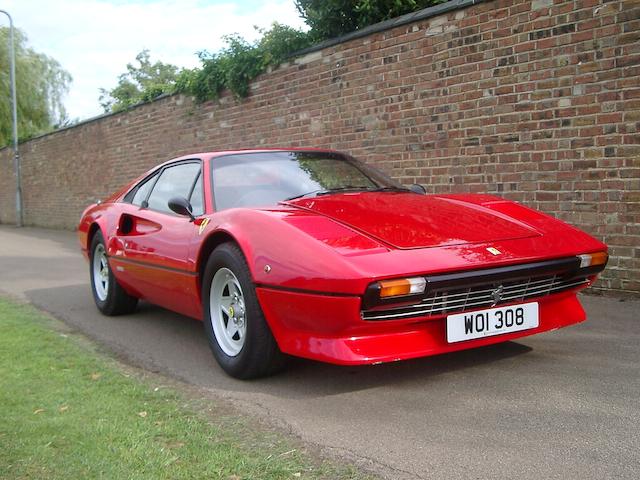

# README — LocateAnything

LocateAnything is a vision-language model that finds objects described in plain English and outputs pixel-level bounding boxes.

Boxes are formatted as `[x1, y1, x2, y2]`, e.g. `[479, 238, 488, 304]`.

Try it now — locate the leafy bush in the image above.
[182, 24, 313, 102]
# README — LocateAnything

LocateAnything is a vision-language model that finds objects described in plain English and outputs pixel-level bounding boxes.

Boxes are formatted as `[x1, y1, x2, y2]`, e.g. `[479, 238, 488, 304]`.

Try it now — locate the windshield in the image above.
[211, 151, 403, 211]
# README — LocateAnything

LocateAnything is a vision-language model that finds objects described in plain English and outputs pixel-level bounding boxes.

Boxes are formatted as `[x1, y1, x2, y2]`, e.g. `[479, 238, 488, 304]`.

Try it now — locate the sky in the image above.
[1, 0, 307, 121]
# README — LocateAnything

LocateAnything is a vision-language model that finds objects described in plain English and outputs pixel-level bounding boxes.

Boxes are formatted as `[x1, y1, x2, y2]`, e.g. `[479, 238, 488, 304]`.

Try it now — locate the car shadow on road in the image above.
[25, 283, 534, 399]
[272, 342, 531, 389]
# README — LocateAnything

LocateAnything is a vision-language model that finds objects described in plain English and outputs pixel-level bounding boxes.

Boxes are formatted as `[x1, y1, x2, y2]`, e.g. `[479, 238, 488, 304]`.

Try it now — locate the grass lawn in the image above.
[0, 298, 369, 480]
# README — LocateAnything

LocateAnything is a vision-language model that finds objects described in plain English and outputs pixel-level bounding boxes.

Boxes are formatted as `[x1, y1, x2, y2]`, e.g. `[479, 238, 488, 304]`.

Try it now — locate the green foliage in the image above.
[258, 22, 314, 66]
[217, 34, 265, 99]
[295, 0, 359, 41]
[99, 49, 180, 112]
[0, 27, 71, 147]
[295, 0, 446, 40]
[355, 0, 448, 29]
[180, 23, 312, 102]
[105, 24, 312, 108]
[102, 1, 444, 108]
[180, 59, 225, 104]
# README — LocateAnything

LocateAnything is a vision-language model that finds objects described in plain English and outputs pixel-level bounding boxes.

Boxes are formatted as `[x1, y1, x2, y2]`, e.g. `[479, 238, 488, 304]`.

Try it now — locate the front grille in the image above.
[362, 273, 589, 321]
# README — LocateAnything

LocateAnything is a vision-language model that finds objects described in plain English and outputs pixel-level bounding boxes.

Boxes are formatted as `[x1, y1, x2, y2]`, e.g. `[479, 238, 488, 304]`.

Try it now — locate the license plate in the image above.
[446, 302, 539, 343]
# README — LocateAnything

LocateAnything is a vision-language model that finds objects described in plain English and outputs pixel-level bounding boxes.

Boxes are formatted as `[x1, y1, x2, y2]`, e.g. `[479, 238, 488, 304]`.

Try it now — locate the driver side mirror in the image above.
[168, 196, 195, 221]
[409, 184, 426, 194]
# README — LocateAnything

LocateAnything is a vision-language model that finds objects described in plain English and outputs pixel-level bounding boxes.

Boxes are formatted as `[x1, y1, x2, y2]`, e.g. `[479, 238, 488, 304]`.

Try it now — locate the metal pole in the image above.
[1, 10, 22, 227]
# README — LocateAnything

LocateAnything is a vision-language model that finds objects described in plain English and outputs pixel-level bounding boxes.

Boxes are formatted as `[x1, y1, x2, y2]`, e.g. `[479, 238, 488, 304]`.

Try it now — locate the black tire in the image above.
[202, 242, 286, 379]
[90, 230, 138, 316]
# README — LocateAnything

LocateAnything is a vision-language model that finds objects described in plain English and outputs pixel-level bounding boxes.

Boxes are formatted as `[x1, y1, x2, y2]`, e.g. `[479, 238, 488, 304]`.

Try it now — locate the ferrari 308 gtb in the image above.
[78, 149, 608, 378]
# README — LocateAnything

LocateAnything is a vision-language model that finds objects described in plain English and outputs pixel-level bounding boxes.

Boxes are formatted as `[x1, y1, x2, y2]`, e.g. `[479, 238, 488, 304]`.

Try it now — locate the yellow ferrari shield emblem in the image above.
[198, 218, 210, 235]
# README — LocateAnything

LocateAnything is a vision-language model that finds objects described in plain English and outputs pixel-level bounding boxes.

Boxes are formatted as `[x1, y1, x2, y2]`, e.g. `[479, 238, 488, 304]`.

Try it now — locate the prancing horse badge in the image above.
[198, 218, 210, 235]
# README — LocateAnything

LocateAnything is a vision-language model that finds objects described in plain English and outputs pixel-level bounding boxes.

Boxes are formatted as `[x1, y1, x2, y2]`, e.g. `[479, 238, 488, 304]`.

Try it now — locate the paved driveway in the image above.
[1, 225, 638, 479]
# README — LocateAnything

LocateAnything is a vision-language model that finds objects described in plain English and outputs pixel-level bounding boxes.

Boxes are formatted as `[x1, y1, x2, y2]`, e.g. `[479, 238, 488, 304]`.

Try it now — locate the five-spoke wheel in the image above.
[210, 267, 247, 356]
[202, 243, 285, 379]
[89, 230, 138, 316]
[92, 243, 109, 301]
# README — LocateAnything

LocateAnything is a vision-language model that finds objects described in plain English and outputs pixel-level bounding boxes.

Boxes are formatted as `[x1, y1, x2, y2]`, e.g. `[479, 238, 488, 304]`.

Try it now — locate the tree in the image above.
[295, 0, 446, 40]
[99, 49, 180, 112]
[0, 27, 71, 147]
[295, 0, 358, 41]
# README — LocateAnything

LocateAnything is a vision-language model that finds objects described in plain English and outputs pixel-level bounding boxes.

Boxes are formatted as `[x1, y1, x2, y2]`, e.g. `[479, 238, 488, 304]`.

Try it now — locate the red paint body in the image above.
[78, 150, 607, 365]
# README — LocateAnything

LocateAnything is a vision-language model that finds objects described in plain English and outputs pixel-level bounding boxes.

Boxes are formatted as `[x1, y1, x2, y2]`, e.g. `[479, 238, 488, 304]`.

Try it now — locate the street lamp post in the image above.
[1, 9, 22, 227]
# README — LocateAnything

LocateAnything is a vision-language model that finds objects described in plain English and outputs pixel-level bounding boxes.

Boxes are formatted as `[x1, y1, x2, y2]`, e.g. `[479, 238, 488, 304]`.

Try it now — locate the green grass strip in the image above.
[0, 298, 368, 480]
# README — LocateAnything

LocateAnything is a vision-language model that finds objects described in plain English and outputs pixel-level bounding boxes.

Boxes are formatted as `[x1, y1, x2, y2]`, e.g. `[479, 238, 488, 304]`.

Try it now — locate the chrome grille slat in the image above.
[422, 287, 496, 300]
[502, 281, 555, 296]
[500, 279, 588, 301]
[362, 273, 590, 321]
[414, 276, 561, 305]
[502, 278, 553, 293]
[504, 278, 584, 297]
[416, 293, 493, 309]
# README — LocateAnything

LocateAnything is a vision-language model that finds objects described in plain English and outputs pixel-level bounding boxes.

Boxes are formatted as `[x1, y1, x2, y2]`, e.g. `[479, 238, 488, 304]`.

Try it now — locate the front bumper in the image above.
[256, 287, 587, 365]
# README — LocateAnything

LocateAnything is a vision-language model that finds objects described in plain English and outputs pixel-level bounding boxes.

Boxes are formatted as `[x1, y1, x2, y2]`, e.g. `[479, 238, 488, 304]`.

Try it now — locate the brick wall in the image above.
[0, 0, 638, 295]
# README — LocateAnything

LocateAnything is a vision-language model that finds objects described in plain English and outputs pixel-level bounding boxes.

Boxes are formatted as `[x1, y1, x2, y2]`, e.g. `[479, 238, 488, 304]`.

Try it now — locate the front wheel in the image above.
[90, 231, 138, 315]
[202, 243, 286, 379]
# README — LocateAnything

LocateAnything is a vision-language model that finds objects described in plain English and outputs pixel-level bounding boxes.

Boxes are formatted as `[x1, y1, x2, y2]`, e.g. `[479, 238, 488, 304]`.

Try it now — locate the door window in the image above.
[147, 163, 201, 214]
[129, 172, 159, 207]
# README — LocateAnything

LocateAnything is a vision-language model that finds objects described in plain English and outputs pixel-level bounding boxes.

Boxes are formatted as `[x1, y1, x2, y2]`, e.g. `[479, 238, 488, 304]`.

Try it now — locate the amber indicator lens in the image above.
[379, 277, 426, 298]
[577, 251, 608, 268]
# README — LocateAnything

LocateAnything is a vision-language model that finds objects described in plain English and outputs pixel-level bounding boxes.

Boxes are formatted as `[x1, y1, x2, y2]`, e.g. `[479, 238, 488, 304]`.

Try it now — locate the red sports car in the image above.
[78, 149, 608, 378]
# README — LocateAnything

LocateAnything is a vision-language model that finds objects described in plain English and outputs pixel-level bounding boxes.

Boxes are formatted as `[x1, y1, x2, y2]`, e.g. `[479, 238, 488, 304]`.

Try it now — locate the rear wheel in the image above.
[90, 231, 138, 315]
[202, 243, 286, 379]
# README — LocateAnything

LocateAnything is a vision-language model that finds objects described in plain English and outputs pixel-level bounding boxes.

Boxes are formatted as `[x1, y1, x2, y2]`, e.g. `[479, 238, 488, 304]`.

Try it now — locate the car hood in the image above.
[284, 192, 541, 249]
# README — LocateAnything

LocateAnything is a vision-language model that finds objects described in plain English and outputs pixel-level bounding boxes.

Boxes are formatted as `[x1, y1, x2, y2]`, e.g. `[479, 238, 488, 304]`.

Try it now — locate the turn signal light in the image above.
[379, 277, 426, 298]
[577, 251, 608, 268]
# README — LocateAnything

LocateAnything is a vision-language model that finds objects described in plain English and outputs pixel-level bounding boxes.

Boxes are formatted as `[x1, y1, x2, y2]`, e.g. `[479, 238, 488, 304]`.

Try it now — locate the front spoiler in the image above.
[257, 287, 586, 365]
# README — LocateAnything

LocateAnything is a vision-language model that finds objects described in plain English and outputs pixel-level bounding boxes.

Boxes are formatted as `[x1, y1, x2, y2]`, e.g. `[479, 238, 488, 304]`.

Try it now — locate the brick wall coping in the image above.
[293, 0, 485, 56]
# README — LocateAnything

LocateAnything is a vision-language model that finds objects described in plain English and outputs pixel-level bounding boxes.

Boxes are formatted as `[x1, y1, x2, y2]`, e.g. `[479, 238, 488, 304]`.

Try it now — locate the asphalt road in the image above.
[1, 225, 638, 479]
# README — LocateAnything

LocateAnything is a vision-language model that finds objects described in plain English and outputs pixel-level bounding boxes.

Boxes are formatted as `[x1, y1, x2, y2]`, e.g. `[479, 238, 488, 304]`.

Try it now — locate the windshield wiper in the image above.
[366, 186, 411, 193]
[283, 186, 370, 201]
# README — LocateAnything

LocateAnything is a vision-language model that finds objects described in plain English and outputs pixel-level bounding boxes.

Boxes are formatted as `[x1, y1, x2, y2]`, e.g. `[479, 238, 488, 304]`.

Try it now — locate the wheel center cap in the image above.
[229, 305, 235, 318]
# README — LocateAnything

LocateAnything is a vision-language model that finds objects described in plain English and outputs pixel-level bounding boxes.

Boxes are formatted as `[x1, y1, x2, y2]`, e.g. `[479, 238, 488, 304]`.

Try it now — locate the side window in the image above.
[189, 173, 204, 216]
[130, 173, 159, 206]
[147, 163, 201, 214]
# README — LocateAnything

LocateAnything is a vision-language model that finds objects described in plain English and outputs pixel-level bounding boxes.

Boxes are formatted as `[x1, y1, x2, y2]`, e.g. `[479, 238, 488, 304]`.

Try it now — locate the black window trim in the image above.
[123, 169, 160, 205]
[187, 170, 205, 216]
[124, 158, 203, 216]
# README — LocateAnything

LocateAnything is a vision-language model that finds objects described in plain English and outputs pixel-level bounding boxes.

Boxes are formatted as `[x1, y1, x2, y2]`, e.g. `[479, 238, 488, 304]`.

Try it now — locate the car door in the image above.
[111, 160, 204, 318]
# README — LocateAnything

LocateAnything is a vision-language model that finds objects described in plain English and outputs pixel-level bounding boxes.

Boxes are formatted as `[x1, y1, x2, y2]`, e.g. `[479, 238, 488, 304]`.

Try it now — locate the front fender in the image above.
[199, 208, 379, 295]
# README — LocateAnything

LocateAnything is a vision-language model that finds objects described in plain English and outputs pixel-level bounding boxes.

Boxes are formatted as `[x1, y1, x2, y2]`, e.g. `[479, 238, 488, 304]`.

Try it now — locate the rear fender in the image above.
[78, 204, 112, 258]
